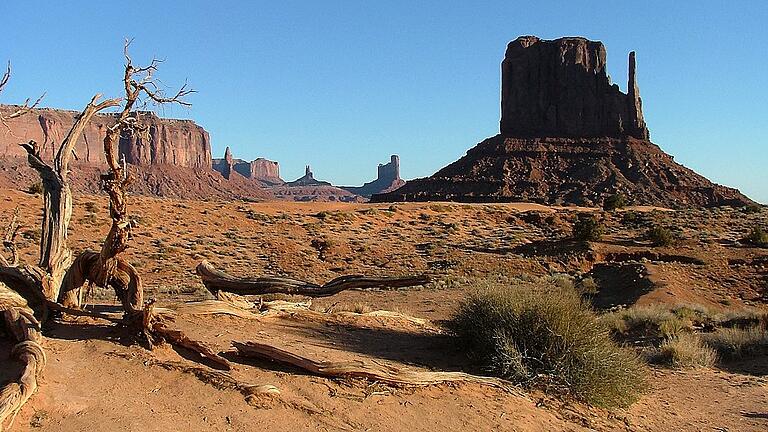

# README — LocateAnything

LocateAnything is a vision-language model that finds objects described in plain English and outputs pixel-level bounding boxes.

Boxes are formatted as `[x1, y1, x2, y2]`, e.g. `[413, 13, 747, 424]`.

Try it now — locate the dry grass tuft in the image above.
[448, 280, 646, 408]
[657, 334, 718, 368]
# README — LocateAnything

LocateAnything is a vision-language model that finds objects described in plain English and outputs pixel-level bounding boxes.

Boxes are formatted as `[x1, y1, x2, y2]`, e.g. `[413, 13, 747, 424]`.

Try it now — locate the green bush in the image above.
[745, 226, 768, 247]
[646, 226, 676, 247]
[447, 283, 646, 407]
[603, 193, 627, 211]
[572, 214, 603, 241]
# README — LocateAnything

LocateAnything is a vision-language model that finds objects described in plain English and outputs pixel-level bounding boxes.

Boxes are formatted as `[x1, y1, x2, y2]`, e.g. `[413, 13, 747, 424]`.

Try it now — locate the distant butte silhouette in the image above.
[373, 36, 753, 208]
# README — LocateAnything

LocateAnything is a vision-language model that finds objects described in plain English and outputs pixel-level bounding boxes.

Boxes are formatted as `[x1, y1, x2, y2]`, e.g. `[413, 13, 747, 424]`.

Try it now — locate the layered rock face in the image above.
[212, 147, 284, 185]
[500, 36, 648, 139]
[0, 105, 211, 169]
[374, 36, 753, 208]
[341, 155, 406, 197]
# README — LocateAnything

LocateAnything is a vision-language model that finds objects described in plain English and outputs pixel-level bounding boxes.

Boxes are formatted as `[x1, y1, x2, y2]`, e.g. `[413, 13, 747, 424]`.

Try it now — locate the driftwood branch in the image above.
[233, 341, 513, 391]
[196, 261, 430, 297]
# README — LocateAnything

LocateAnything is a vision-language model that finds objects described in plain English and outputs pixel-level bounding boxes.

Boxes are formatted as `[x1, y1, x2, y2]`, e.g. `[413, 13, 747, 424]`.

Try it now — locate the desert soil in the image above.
[1, 188, 766, 431]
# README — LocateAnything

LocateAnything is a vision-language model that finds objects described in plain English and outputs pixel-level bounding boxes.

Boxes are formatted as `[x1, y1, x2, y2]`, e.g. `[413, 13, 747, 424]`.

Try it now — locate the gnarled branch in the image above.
[196, 260, 430, 297]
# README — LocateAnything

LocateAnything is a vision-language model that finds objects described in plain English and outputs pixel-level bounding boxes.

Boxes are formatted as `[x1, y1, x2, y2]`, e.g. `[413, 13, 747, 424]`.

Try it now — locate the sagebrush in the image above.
[447, 281, 646, 407]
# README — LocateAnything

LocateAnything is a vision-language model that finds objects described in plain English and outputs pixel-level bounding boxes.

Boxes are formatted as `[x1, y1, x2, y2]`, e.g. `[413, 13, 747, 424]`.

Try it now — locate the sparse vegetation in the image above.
[745, 226, 768, 247]
[27, 182, 43, 195]
[742, 204, 762, 214]
[703, 326, 768, 359]
[603, 193, 627, 211]
[572, 213, 603, 241]
[657, 334, 718, 368]
[448, 281, 646, 407]
[646, 226, 676, 246]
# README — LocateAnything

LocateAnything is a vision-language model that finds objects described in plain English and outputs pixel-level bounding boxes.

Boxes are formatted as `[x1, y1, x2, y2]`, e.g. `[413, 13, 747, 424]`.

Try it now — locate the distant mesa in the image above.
[212, 146, 284, 186]
[341, 155, 405, 197]
[0, 106, 211, 169]
[287, 165, 332, 187]
[374, 36, 753, 208]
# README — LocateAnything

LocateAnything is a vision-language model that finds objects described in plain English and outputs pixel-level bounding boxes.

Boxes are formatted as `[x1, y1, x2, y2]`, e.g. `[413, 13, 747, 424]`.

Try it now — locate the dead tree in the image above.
[0, 44, 194, 428]
[196, 260, 430, 297]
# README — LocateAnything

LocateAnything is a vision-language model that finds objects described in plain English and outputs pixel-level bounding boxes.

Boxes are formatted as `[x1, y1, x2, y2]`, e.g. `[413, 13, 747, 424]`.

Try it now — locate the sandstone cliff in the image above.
[212, 147, 284, 186]
[341, 155, 405, 197]
[500, 36, 648, 139]
[374, 36, 753, 208]
[0, 105, 211, 168]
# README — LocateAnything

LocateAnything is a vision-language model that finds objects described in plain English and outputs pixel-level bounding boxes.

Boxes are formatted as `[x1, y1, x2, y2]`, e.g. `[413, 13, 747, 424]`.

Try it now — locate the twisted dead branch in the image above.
[233, 340, 514, 391]
[196, 260, 430, 297]
[0, 283, 45, 431]
[0, 62, 44, 129]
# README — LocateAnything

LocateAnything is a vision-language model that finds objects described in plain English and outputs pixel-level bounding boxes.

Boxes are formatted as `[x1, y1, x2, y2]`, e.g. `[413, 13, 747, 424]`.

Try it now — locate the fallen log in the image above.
[196, 260, 430, 297]
[233, 340, 515, 392]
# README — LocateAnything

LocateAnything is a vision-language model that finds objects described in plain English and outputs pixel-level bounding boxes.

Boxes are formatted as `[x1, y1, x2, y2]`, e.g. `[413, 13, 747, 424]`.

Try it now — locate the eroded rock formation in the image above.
[287, 165, 332, 187]
[0, 105, 211, 168]
[342, 155, 405, 197]
[374, 36, 753, 208]
[212, 147, 284, 185]
[500, 36, 647, 139]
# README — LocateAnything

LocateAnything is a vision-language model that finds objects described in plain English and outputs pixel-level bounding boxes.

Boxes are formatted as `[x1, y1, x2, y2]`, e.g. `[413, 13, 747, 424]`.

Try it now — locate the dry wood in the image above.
[149, 322, 232, 370]
[0, 283, 46, 431]
[0, 62, 44, 128]
[196, 260, 430, 297]
[233, 340, 514, 392]
[0, 208, 20, 267]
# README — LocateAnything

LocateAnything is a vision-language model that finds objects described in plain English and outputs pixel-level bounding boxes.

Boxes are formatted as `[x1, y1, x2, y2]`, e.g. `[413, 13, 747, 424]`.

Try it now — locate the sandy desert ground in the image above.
[1, 188, 767, 431]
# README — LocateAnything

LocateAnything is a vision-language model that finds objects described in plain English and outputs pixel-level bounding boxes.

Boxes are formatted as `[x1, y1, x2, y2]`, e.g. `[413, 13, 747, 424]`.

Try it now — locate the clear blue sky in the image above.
[2, 1, 766, 203]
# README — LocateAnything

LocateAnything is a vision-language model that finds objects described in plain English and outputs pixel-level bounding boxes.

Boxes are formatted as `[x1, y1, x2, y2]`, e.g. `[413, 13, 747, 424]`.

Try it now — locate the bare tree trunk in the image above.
[19, 94, 120, 302]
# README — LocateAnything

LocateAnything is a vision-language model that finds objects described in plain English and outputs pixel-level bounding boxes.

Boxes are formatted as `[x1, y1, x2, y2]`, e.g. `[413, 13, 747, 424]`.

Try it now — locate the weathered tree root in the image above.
[196, 260, 430, 297]
[233, 340, 516, 393]
[0, 286, 46, 431]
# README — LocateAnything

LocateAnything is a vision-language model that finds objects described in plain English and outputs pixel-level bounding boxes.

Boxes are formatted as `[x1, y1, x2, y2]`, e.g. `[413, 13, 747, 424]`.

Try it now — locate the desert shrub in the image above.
[657, 334, 717, 368]
[447, 283, 646, 407]
[547, 274, 575, 291]
[21, 229, 41, 242]
[603, 193, 627, 211]
[572, 214, 603, 241]
[742, 204, 763, 214]
[703, 326, 768, 359]
[428, 204, 453, 213]
[27, 182, 43, 195]
[576, 277, 599, 296]
[745, 226, 768, 247]
[646, 226, 676, 247]
[603, 305, 695, 338]
[658, 317, 691, 338]
[83, 201, 99, 213]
